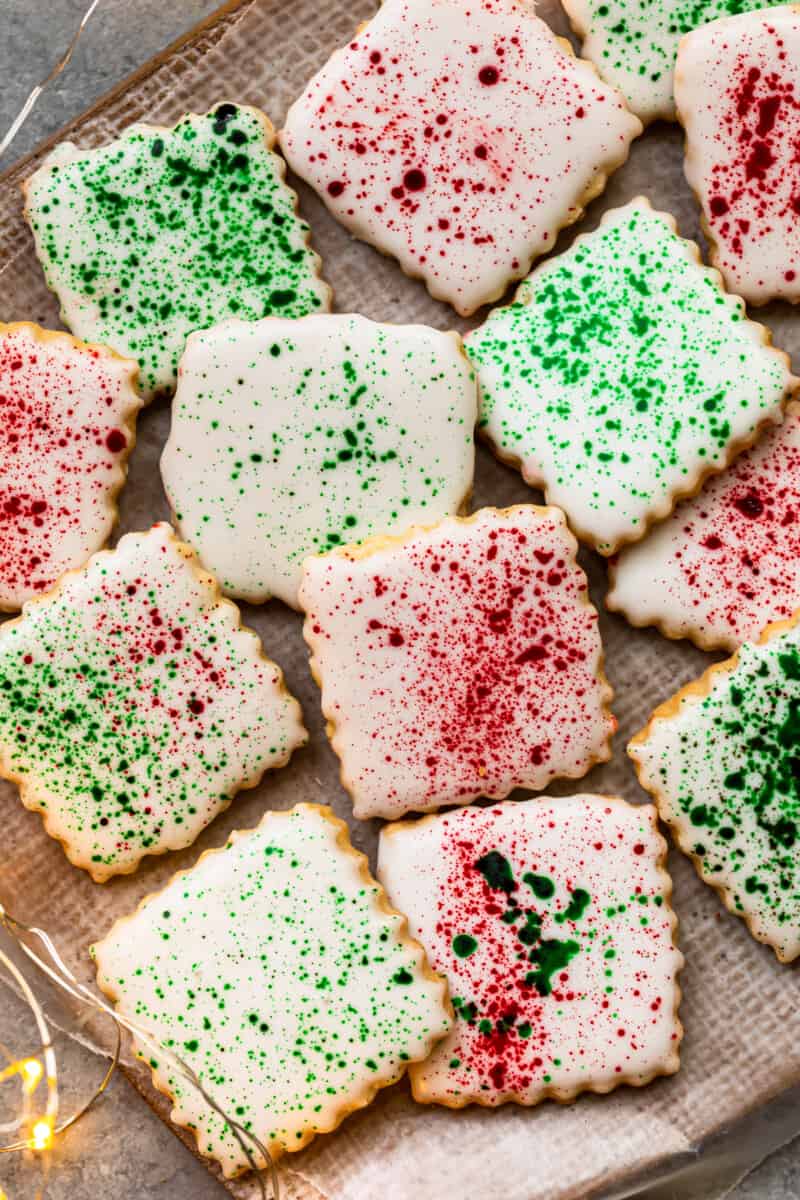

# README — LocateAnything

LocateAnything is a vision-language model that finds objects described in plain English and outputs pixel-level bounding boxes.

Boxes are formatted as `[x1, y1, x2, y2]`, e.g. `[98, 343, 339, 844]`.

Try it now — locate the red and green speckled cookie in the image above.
[93, 803, 450, 1175]
[0, 523, 305, 880]
[0, 322, 141, 611]
[280, 0, 641, 315]
[24, 104, 330, 399]
[630, 610, 800, 963]
[299, 506, 615, 820]
[378, 795, 683, 1106]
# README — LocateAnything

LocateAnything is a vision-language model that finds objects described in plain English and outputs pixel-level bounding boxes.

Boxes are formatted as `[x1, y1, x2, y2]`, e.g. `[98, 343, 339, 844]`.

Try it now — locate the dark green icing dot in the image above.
[452, 934, 478, 958]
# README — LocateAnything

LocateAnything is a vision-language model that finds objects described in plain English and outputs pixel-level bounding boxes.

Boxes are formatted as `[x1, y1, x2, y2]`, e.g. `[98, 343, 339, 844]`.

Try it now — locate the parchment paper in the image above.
[1, 3, 800, 1198]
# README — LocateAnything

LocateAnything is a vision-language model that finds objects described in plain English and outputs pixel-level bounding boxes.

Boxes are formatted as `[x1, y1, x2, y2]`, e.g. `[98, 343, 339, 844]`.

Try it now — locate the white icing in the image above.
[630, 621, 800, 961]
[0, 524, 305, 879]
[676, 6, 800, 304]
[608, 408, 800, 650]
[465, 199, 791, 554]
[0, 324, 142, 610]
[93, 803, 450, 1174]
[160, 314, 476, 608]
[280, 0, 641, 315]
[299, 506, 614, 820]
[378, 795, 682, 1105]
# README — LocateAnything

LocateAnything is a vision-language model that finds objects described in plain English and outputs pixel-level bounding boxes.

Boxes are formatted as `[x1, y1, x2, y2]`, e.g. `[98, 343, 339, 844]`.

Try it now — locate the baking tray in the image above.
[1, 3, 800, 1199]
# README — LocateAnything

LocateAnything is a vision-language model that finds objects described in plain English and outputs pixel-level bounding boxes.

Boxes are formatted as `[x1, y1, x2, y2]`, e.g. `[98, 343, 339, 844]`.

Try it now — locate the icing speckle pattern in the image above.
[630, 614, 800, 962]
[299, 507, 615, 820]
[562, 0, 783, 123]
[0, 523, 305, 880]
[676, 6, 800, 304]
[465, 199, 791, 555]
[0, 323, 141, 610]
[93, 803, 450, 1174]
[280, 0, 641, 316]
[378, 795, 682, 1105]
[609, 403, 800, 651]
[161, 314, 476, 608]
[24, 104, 330, 399]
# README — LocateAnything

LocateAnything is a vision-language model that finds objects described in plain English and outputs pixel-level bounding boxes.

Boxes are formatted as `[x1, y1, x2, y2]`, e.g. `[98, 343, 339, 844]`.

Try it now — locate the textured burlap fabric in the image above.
[1, 3, 799, 1198]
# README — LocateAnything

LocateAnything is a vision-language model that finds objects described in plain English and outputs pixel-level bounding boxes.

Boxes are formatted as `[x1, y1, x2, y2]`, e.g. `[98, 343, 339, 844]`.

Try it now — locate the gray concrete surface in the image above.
[0, 3, 799, 1199]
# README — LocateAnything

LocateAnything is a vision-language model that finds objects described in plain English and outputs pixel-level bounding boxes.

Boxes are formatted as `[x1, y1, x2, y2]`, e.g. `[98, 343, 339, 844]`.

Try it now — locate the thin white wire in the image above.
[0, 0, 103, 161]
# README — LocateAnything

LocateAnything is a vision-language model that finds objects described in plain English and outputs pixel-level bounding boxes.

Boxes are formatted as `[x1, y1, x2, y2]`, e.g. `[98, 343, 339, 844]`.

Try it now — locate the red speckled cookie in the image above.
[378, 795, 683, 1106]
[299, 506, 615, 820]
[608, 402, 800, 651]
[280, 0, 641, 315]
[676, 5, 800, 304]
[0, 322, 141, 611]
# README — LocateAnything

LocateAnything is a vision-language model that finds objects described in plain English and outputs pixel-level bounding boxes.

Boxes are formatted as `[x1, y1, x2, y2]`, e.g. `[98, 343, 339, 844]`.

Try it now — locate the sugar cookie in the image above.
[0, 524, 305, 880]
[562, 0, 783, 123]
[0, 322, 141, 611]
[24, 104, 330, 399]
[93, 803, 450, 1174]
[280, 0, 641, 316]
[675, 6, 800, 304]
[608, 402, 800, 651]
[161, 314, 476, 608]
[299, 506, 615, 820]
[630, 611, 800, 961]
[378, 795, 682, 1106]
[465, 198, 792, 555]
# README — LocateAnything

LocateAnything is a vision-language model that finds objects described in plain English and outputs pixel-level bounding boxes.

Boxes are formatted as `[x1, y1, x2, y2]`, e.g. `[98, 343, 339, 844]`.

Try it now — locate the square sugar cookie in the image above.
[299, 506, 615, 819]
[630, 611, 800, 963]
[378, 795, 683, 1106]
[465, 197, 793, 555]
[24, 104, 331, 399]
[0, 524, 305, 880]
[562, 0, 782, 124]
[0, 322, 141, 610]
[675, 6, 800, 305]
[608, 401, 800, 652]
[280, 0, 641, 315]
[93, 803, 450, 1175]
[160, 314, 476, 608]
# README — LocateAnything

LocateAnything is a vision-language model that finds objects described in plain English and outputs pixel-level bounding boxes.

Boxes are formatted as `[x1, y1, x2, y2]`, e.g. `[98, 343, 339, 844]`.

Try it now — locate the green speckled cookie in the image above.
[92, 803, 450, 1175]
[464, 197, 792, 555]
[630, 611, 800, 962]
[161, 314, 476, 608]
[0, 523, 305, 880]
[23, 103, 330, 400]
[562, 0, 782, 122]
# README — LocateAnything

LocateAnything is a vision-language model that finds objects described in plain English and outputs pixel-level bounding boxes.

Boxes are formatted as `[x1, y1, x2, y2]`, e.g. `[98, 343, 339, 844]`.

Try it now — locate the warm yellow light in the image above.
[21, 1058, 43, 1091]
[29, 1118, 53, 1152]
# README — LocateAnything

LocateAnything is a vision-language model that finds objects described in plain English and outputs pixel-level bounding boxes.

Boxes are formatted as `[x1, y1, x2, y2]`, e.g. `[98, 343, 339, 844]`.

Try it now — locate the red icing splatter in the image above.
[623, 408, 800, 647]
[281, 0, 638, 313]
[421, 801, 678, 1098]
[0, 327, 139, 609]
[307, 510, 614, 813]
[696, 13, 800, 290]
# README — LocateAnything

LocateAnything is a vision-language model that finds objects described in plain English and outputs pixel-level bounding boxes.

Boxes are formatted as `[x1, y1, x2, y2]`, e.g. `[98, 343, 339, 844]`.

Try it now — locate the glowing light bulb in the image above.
[21, 1058, 43, 1091]
[30, 1118, 53, 1151]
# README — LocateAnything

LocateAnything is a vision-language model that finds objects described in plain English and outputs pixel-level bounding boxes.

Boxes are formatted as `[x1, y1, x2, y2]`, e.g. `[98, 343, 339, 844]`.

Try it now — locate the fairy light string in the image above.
[0, 901, 278, 1198]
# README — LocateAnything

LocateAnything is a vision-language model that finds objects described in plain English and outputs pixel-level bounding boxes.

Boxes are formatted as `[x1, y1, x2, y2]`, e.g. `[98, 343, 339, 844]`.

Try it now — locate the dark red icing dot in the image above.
[479, 65, 499, 85]
[327, 180, 345, 197]
[403, 169, 426, 191]
[106, 429, 127, 452]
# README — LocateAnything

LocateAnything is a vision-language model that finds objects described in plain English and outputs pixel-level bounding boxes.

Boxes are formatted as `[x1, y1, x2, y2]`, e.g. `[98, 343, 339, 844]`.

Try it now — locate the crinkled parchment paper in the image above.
[1, 3, 800, 1198]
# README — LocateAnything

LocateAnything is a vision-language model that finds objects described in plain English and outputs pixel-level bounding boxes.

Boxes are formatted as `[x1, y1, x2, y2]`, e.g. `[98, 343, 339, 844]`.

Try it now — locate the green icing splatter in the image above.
[94, 806, 447, 1168]
[475, 849, 517, 893]
[465, 202, 786, 552]
[452, 934, 478, 957]
[26, 104, 327, 396]
[643, 629, 800, 953]
[0, 526, 300, 876]
[579, 0, 783, 115]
